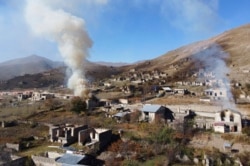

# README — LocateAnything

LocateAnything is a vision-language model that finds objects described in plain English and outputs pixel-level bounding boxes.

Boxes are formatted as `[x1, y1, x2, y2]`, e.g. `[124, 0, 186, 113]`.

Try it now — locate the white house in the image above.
[204, 88, 228, 100]
[31, 92, 54, 101]
[214, 109, 242, 133]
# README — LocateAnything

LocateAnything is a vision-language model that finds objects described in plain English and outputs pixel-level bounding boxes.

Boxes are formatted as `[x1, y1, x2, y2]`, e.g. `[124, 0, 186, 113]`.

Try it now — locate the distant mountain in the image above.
[0, 55, 64, 80]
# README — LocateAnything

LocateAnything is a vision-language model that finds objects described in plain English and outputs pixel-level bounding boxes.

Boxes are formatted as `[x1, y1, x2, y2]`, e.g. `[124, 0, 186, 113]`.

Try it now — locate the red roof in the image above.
[214, 122, 225, 126]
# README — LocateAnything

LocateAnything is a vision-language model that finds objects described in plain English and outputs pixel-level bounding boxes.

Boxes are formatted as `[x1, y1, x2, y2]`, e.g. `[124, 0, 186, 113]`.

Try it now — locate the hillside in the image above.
[1, 24, 250, 90]
[0, 55, 64, 80]
[118, 24, 250, 84]
[0, 61, 122, 90]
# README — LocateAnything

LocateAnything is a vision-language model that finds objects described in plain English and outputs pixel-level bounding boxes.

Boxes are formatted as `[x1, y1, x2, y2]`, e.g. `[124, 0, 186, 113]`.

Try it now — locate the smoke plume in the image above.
[194, 44, 235, 109]
[25, 0, 92, 98]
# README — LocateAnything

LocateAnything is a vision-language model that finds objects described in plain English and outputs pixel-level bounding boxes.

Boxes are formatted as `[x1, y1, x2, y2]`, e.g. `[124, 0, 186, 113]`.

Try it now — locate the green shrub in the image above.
[122, 159, 140, 166]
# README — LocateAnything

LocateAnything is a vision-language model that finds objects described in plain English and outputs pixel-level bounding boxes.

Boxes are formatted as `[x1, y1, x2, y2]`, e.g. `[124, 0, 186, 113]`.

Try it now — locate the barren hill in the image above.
[0, 55, 64, 80]
[119, 24, 250, 84]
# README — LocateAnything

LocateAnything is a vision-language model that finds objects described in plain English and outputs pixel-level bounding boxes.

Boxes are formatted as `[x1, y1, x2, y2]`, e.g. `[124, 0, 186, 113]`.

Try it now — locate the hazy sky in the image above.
[0, 0, 250, 63]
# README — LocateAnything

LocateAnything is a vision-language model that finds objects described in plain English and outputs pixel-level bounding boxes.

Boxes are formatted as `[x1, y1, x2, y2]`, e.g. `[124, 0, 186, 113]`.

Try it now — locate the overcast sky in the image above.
[0, 0, 250, 63]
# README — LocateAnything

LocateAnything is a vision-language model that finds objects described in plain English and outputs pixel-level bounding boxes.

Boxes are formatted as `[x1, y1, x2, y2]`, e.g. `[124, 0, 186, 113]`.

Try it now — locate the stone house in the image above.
[78, 128, 112, 151]
[214, 109, 242, 133]
[49, 124, 88, 145]
[140, 104, 174, 123]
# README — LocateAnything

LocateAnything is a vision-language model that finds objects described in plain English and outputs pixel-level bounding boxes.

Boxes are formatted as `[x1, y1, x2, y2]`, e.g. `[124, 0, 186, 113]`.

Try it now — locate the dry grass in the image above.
[147, 95, 204, 105]
[0, 123, 48, 144]
[18, 142, 64, 157]
[0, 101, 44, 121]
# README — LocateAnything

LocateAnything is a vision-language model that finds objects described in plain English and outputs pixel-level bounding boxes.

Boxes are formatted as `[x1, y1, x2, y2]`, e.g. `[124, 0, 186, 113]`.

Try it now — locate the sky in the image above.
[0, 0, 250, 63]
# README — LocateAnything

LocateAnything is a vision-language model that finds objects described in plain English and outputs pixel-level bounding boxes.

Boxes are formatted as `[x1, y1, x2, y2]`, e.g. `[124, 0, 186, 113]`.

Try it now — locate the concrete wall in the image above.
[98, 129, 112, 150]
[47, 152, 63, 159]
[166, 104, 222, 113]
[214, 125, 225, 133]
[6, 143, 20, 151]
[32, 156, 60, 166]
[78, 128, 92, 145]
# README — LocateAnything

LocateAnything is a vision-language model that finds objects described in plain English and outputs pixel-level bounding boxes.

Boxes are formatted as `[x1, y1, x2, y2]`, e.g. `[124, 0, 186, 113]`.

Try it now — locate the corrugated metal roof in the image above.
[141, 104, 162, 113]
[56, 153, 85, 165]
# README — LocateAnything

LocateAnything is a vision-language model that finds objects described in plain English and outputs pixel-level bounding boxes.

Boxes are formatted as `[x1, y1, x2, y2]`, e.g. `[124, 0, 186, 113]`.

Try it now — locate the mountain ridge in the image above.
[0, 55, 64, 80]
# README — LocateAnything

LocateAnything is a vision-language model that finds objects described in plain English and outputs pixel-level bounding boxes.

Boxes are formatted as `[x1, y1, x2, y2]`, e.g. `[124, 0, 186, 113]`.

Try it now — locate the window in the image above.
[220, 111, 225, 121]
[230, 114, 234, 122]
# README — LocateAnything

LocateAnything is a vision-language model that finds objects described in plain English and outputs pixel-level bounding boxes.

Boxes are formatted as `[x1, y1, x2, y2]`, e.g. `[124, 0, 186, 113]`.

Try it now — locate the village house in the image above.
[54, 93, 74, 100]
[49, 124, 88, 145]
[78, 128, 112, 151]
[191, 81, 205, 86]
[112, 111, 131, 123]
[31, 91, 55, 101]
[159, 72, 168, 78]
[119, 98, 129, 104]
[174, 88, 189, 95]
[129, 68, 136, 72]
[162, 86, 173, 93]
[204, 88, 228, 100]
[140, 104, 174, 123]
[17, 92, 32, 101]
[104, 82, 112, 87]
[86, 95, 100, 110]
[214, 109, 242, 133]
[194, 116, 214, 130]
[205, 79, 225, 87]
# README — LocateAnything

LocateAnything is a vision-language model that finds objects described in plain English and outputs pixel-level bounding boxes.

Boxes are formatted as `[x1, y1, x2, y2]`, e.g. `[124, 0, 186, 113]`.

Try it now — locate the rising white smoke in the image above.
[194, 44, 236, 109]
[25, 0, 92, 98]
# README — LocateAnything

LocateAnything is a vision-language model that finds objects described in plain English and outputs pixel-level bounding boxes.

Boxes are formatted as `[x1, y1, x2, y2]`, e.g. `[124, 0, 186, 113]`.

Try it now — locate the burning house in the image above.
[204, 88, 227, 100]
[214, 109, 242, 133]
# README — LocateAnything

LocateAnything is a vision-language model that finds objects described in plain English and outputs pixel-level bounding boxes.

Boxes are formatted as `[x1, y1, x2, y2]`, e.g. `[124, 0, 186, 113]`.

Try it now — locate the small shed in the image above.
[140, 104, 174, 123]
